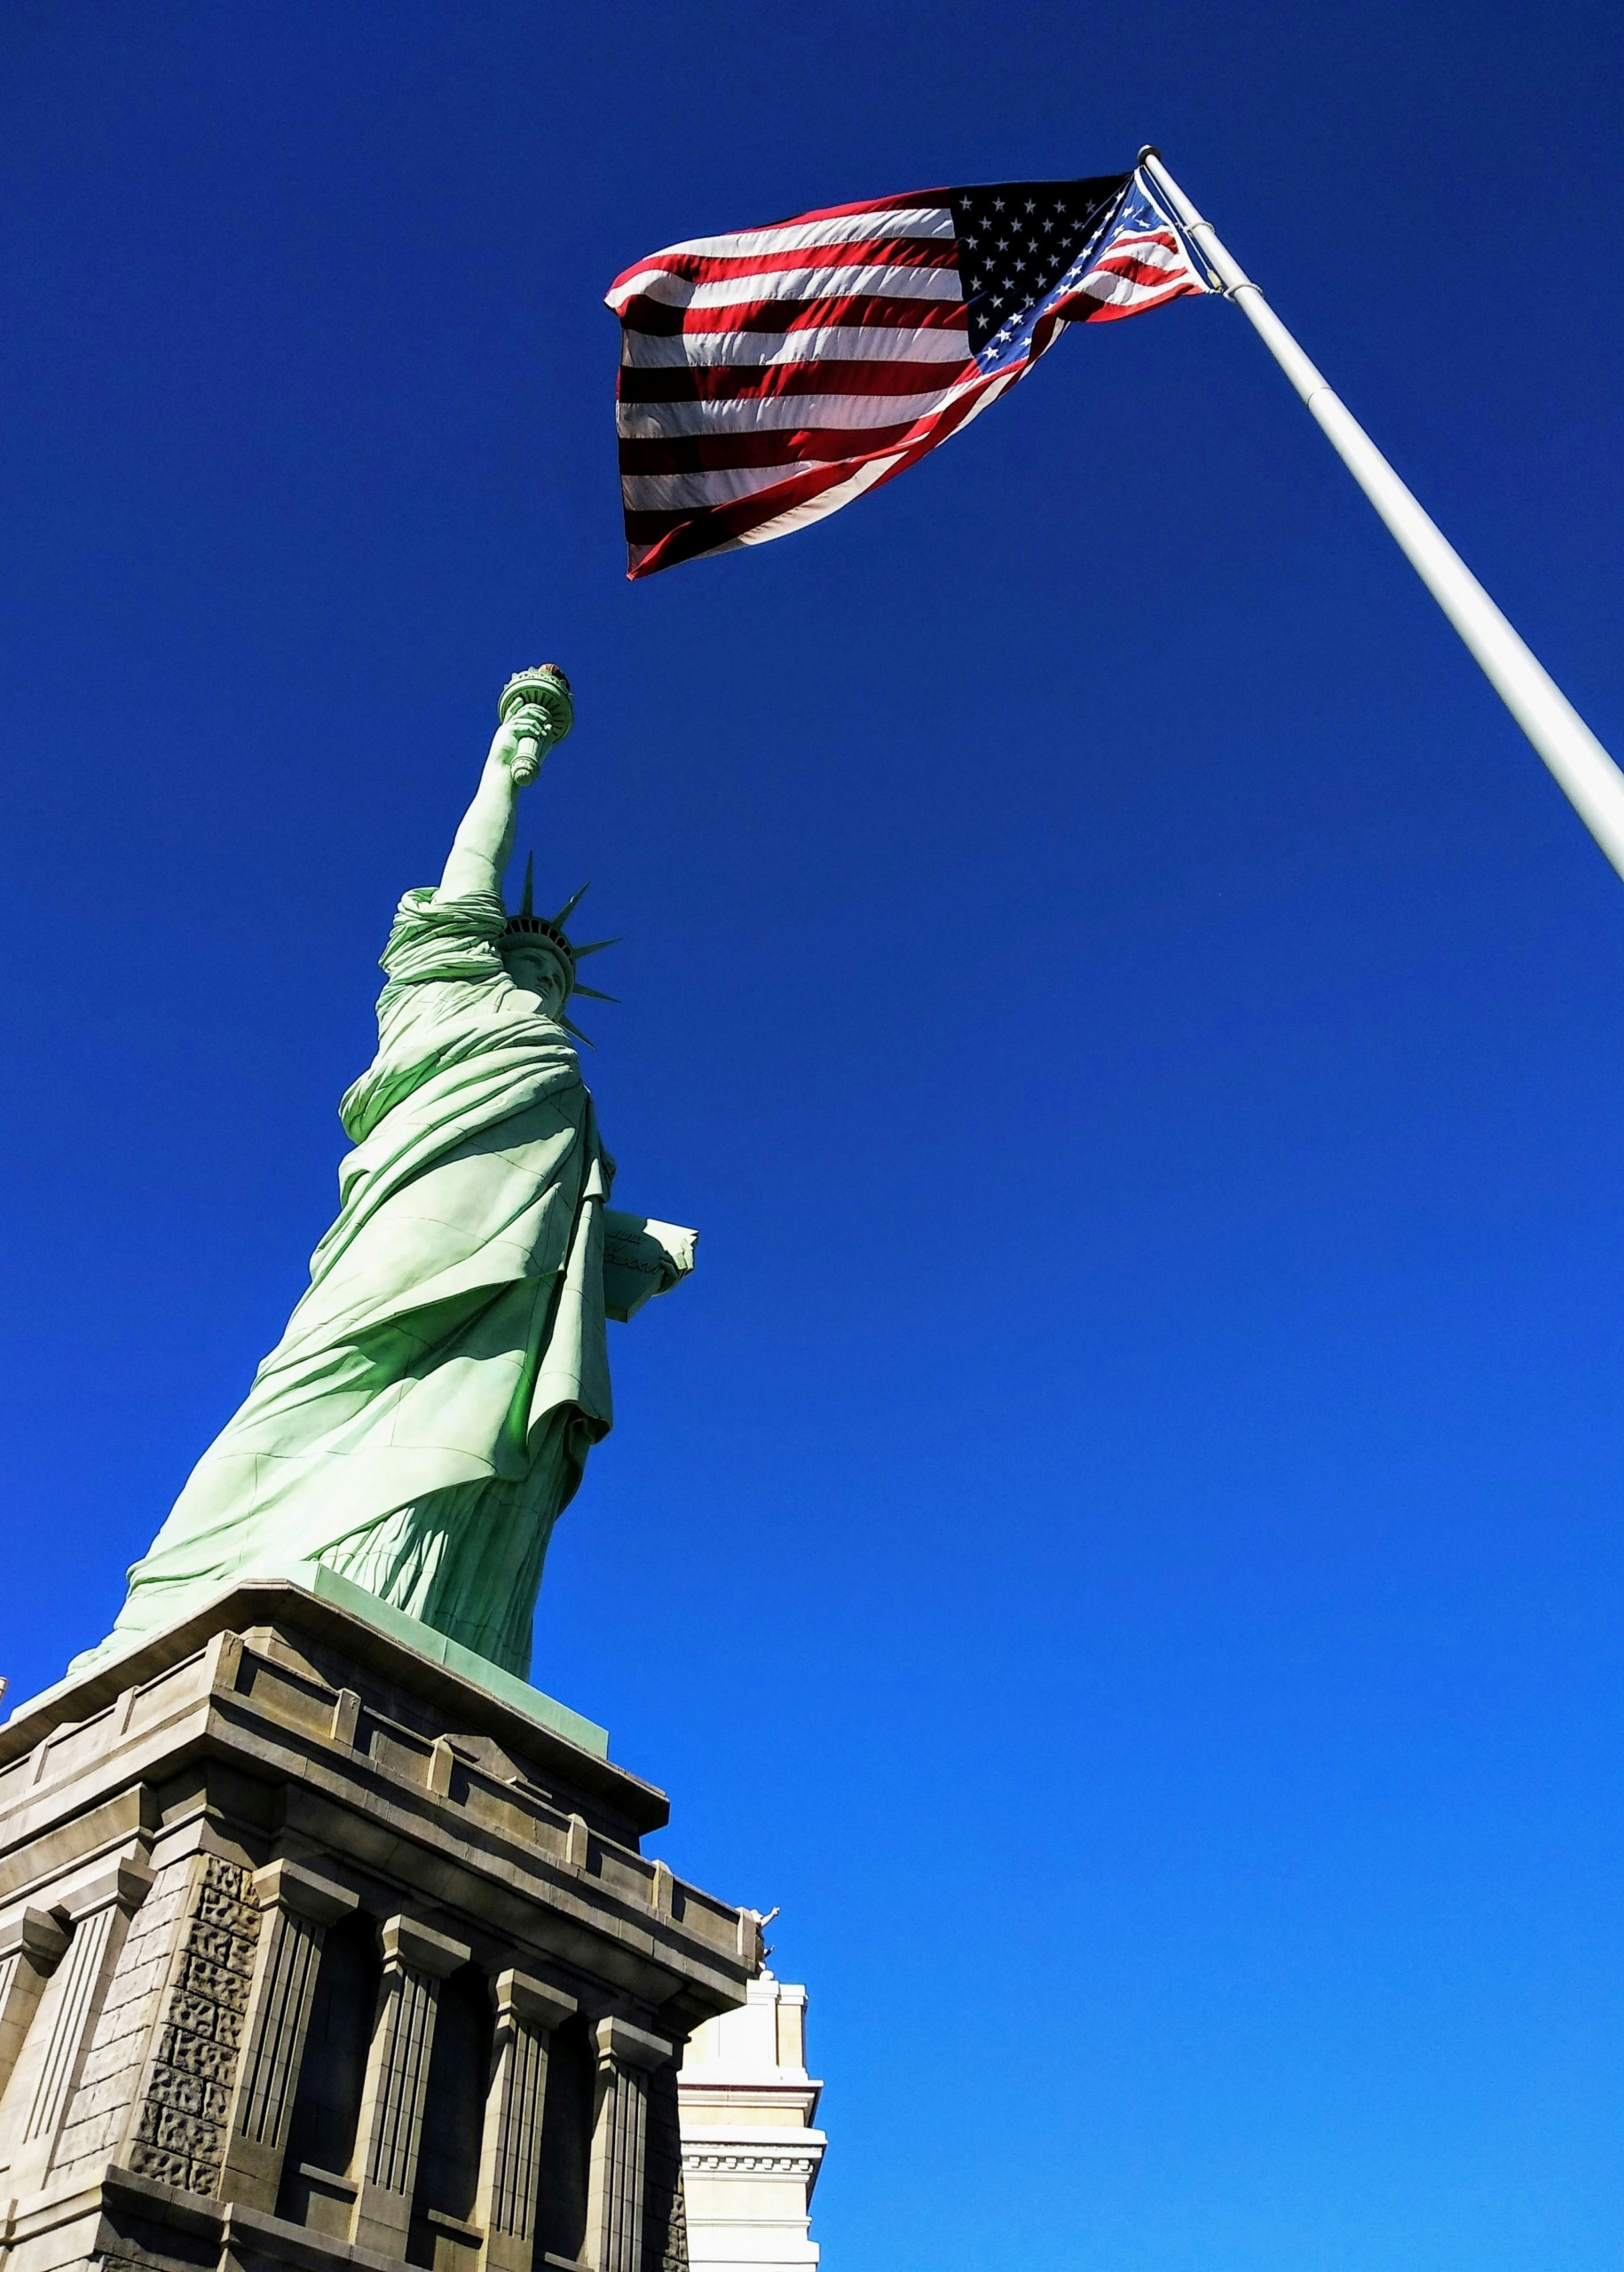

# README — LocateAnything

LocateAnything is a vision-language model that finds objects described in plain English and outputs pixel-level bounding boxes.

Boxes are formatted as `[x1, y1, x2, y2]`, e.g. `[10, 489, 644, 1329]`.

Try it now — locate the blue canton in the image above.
[950, 174, 1140, 372]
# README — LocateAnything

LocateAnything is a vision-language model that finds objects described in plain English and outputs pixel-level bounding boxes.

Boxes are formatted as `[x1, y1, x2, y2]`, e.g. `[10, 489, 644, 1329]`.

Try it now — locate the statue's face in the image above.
[501, 943, 571, 1022]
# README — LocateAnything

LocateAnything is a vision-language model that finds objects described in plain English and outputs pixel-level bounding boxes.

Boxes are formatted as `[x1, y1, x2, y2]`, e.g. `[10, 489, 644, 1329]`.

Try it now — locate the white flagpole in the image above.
[1137, 146, 1624, 886]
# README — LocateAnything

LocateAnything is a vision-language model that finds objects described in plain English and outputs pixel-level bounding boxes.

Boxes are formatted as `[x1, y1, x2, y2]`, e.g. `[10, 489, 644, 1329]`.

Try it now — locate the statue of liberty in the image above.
[80, 670, 691, 1683]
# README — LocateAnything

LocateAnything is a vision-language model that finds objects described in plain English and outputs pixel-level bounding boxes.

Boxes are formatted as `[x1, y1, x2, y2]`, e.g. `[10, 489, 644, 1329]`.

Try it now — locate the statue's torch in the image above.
[499, 664, 574, 786]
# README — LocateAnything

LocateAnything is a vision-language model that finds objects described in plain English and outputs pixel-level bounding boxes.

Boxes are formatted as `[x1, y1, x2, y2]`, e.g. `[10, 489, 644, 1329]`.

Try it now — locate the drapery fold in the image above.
[83, 889, 614, 1679]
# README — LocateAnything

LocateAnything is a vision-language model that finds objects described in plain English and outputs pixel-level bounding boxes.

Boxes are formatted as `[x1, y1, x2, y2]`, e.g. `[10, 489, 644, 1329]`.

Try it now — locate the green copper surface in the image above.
[76, 683, 691, 1690]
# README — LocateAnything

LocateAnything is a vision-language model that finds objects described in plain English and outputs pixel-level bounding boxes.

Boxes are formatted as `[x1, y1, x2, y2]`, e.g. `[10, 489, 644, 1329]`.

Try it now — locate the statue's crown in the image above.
[501, 856, 619, 1044]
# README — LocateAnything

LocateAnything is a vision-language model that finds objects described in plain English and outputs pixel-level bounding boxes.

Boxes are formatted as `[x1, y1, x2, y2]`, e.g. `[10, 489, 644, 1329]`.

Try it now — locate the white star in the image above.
[993, 196, 1005, 210]
[1024, 198, 1037, 210]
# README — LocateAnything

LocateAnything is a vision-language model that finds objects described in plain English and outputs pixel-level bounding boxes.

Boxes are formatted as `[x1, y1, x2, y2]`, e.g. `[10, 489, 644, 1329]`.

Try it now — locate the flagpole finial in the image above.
[1137, 145, 1161, 165]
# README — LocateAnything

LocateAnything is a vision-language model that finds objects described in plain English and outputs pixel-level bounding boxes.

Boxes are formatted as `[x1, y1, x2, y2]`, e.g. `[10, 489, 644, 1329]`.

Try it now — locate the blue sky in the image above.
[3, 3, 1623, 2265]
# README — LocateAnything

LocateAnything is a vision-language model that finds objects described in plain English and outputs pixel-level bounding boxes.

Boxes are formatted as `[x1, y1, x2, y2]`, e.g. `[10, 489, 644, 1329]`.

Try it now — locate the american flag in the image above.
[605, 167, 1212, 580]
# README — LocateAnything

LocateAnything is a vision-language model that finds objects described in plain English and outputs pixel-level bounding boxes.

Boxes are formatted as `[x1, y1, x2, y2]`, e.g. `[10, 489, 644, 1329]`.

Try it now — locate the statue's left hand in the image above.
[488, 706, 551, 790]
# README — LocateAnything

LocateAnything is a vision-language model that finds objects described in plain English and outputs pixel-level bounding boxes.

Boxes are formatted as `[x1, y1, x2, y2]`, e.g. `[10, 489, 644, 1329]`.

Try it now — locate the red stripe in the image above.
[1083, 250, 1188, 288]
[619, 422, 939, 473]
[606, 193, 947, 298]
[616, 357, 970, 405]
[1058, 279, 1203, 324]
[1095, 229, 1180, 254]
[623, 234, 958, 289]
[619, 291, 968, 339]
[742, 187, 946, 227]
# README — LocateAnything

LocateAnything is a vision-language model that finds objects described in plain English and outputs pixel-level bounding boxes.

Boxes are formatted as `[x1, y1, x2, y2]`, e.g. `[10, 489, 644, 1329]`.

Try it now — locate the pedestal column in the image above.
[220, 1860, 359, 2207]
[587, 2017, 672, 2272]
[0, 1908, 70, 2099]
[477, 1968, 578, 2272]
[349, 1915, 470, 2256]
[11, 1858, 153, 2193]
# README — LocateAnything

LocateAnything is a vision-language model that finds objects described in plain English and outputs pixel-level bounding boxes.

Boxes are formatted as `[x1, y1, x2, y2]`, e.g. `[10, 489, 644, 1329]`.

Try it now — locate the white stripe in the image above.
[1094, 230, 1188, 264]
[621, 462, 828, 511]
[735, 454, 909, 543]
[621, 321, 971, 369]
[608, 263, 683, 312]
[1088, 278, 1196, 310]
[643, 205, 954, 264]
[618, 385, 963, 438]
[612, 259, 962, 315]
[1077, 264, 1197, 307]
[1078, 233, 1194, 284]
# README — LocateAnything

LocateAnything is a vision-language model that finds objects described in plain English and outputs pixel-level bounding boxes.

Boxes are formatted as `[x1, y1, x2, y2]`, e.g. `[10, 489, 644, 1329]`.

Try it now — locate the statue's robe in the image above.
[91, 888, 613, 1679]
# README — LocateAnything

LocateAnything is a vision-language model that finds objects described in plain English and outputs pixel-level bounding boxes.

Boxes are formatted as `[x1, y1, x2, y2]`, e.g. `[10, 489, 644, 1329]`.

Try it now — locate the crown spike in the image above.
[571, 982, 619, 1004]
[518, 854, 535, 919]
[570, 937, 621, 959]
[559, 1013, 595, 1048]
[551, 881, 591, 927]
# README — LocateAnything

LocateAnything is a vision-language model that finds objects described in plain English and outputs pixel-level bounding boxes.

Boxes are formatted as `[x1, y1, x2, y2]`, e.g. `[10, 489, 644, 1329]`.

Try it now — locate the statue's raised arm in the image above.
[437, 666, 574, 902]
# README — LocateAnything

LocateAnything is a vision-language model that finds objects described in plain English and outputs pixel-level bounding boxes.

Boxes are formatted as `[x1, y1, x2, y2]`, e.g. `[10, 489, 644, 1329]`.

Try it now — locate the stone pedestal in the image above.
[0, 1582, 761, 2272]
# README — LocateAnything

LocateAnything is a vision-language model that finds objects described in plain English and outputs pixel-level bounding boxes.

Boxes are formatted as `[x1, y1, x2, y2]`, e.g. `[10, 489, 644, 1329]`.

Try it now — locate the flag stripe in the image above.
[616, 261, 965, 316]
[608, 190, 952, 289]
[616, 233, 961, 289]
[621, 320, 975, 369]
[619, 292, 970, 340]
[619, 426, 928, 474]
[617, 205, 955, 270]
[1068, 280, 1203, 322]
[623, 455, 926, 509]
[617, 386, 982, 437]
[616, 356, 976, 404]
